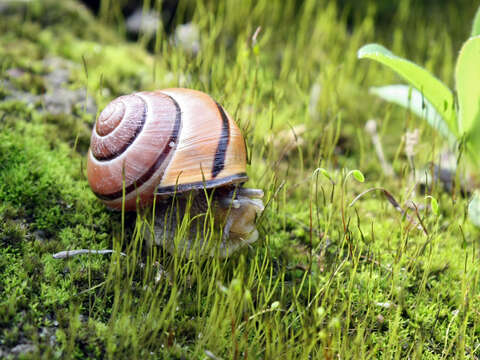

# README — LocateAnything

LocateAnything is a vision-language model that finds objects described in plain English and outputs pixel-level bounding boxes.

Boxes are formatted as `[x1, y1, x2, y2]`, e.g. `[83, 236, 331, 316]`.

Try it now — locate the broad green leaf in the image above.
[472, 5, 480, 36]
[456, 36, 480, 135]
[370, 85, 455, 143]
[358, 44, 457, 136]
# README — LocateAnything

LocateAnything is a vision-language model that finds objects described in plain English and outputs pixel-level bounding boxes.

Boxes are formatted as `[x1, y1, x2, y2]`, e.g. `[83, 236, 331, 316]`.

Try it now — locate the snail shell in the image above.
[87, 88, 248, 211]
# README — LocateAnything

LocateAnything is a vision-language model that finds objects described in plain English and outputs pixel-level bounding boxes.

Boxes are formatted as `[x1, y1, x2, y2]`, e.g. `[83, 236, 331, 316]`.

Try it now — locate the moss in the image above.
[0, 100, 36, 124]
[6, 72, 46, 95]
[41, 113, 93, 154]
[0, 219, 27, 248]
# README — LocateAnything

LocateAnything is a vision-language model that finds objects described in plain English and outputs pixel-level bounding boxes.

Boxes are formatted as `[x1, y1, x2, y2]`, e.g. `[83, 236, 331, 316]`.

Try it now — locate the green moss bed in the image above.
[0, 0, 479, 358]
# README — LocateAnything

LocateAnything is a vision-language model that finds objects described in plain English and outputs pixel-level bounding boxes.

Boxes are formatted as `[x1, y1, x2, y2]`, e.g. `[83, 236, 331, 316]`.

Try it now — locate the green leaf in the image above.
[370, 85, 455, 143]
[358, 44, 457, 136]
[455, 36, 480, 135]
[472, 5, 480, 37]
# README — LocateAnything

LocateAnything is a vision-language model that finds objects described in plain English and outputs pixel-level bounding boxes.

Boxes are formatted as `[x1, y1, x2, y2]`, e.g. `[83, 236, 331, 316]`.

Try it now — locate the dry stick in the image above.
[53, 249, 127, 259]
[349, 187, 428, 236]
[365, 119, 395, 176]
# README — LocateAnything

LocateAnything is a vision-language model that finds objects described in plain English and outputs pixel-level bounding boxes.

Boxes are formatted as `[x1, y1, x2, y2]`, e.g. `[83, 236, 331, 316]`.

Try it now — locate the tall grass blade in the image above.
[358, 43, 457, 136]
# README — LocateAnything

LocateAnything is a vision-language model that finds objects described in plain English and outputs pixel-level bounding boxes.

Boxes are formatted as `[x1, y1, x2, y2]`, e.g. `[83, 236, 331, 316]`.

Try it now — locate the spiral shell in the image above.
[87, 88, 248, 210]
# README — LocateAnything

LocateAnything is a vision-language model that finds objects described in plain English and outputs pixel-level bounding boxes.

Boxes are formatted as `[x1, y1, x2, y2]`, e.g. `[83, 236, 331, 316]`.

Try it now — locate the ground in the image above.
[0, 0, 479, 359]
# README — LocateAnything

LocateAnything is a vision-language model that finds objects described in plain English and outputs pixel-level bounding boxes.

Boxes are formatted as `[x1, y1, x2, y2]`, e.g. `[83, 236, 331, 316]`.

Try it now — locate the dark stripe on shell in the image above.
[212, 102, 230, 178]
[156, 173, 249, 196]
[94, 95, 182, 201]
[93, 95, 147, 161]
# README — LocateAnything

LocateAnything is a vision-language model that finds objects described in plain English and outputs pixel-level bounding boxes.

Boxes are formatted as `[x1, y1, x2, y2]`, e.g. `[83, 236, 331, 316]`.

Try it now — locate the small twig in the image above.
[365, 119, 394, 176]
[349, 187, 428, 236]
[52, 249, 127, 259]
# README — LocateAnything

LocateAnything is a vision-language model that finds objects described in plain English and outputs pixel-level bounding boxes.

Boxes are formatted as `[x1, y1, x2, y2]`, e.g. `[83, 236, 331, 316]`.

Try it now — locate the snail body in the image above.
[87, 88, 263, 256]
[146, 187, 264, 258]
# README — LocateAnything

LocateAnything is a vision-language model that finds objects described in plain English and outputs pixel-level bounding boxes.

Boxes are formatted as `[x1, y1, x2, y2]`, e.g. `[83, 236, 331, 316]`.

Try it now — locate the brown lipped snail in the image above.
[87, 88, 264, 257]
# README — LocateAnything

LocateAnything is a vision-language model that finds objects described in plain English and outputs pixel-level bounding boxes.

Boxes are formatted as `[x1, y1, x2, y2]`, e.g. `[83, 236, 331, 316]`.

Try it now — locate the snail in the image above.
[87, 88, 264, 257]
